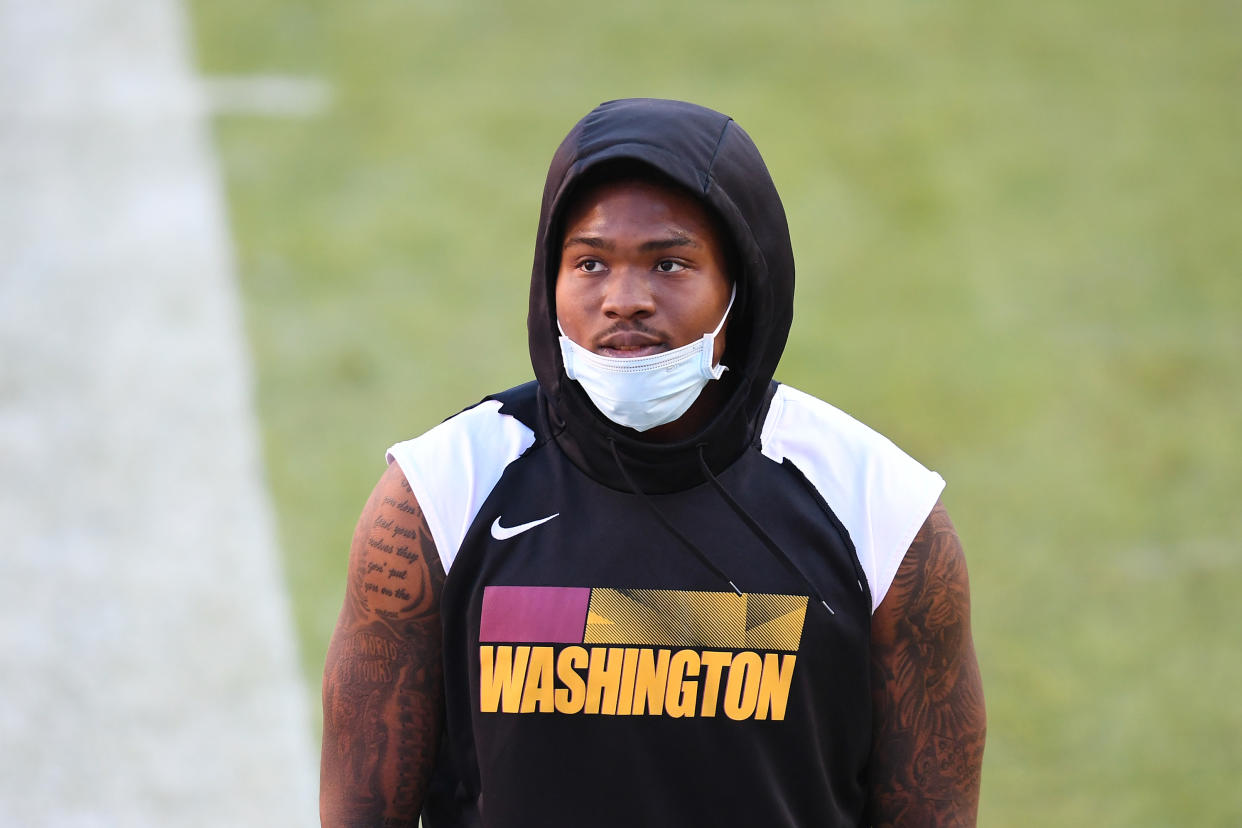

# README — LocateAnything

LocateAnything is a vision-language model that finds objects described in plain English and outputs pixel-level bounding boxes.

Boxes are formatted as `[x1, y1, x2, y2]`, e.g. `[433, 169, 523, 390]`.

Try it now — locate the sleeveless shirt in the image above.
[387, 381, 944, 827]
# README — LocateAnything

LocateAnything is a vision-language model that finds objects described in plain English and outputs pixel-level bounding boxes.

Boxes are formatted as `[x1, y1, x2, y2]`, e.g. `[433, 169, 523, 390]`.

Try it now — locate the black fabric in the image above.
[421, 101, 875, 827]
[527, 99, 796, 494]
[426, 387, 873, 828]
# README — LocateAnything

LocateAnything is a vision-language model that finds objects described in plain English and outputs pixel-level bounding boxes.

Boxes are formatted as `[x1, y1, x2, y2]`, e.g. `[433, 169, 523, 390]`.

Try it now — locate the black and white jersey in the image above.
[387, 381, 943, 828]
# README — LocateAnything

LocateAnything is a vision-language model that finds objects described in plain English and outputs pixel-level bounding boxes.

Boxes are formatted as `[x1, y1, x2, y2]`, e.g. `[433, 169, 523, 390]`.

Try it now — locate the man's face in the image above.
[555, 177, 732, 365]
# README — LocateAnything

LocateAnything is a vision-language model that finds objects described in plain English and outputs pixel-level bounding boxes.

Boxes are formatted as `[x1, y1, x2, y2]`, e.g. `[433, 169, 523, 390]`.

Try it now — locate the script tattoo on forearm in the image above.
[322, 469, 446, 828]
[867, 503, 986, 827]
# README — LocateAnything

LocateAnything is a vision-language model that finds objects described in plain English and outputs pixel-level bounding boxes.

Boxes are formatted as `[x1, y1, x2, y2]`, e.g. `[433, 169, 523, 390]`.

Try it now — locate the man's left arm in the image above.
[867, 500, 986, 826]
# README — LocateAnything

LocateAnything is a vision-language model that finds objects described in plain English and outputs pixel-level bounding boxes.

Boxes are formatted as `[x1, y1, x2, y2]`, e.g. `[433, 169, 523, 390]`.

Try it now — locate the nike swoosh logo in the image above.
[490, 513, 560, 540]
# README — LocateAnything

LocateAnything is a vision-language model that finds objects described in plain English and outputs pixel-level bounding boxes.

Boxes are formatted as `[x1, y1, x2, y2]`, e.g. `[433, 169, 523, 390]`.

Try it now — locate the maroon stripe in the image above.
[479, 586, 592, 643]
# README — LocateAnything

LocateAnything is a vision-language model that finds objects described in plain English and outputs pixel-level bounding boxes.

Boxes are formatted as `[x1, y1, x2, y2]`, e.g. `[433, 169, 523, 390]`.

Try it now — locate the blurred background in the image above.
[192, 0, 1241, 823]
[4, 0, 1239, 824]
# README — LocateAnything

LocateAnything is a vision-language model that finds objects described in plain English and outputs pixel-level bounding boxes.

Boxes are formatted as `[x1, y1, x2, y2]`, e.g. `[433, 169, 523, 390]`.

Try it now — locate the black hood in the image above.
[527, 98, 795, 493]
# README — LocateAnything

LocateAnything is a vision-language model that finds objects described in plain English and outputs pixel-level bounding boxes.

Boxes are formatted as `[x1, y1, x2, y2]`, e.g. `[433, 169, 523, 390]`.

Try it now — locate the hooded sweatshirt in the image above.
[387, 99, 945, 827]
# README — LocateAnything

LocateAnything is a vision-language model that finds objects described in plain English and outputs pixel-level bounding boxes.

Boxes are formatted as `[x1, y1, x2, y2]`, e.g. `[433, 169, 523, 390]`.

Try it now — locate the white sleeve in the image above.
[760, 385, 945, 612]
[385, 401, 535, 573]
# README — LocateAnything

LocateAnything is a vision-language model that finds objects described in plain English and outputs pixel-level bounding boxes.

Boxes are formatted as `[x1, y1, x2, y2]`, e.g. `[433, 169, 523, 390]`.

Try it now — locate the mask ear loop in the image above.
[556, 322, 579, 380]
[699, 284, 738, 378]
[714, 284, 738, 336]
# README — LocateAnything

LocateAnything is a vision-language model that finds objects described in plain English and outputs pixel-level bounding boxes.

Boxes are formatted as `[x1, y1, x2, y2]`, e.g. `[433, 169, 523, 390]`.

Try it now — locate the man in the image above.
[321, 98, 985, 827]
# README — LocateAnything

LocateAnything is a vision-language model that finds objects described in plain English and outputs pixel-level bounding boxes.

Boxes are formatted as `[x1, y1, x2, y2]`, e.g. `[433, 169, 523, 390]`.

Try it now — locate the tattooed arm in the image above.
[321, 461, 447, 827]
[866, 500, 986, 826]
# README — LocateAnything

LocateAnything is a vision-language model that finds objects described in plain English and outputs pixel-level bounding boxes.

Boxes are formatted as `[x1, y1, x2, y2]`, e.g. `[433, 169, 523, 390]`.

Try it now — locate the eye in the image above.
[578, 259, 606, 274]
[655, 260, 686, 273]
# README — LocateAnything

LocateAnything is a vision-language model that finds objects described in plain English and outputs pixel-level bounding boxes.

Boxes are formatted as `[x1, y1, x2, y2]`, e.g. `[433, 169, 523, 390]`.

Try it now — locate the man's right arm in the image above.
[320, 461, 446, 827]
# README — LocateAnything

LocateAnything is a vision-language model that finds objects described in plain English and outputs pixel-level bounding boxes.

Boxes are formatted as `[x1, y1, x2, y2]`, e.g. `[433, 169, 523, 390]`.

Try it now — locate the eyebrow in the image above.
[562, 235, 613, 251]
[562, 233, 700, 252]
[640, 234, 699, 252]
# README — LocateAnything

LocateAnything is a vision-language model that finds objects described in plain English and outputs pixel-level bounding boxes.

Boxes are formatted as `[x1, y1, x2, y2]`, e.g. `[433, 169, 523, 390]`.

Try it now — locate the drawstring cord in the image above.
[694, 445, 835, 615]
[608, 439, 743, 596]
[605, 436, 835, 616]
[695, 446, 839, 615]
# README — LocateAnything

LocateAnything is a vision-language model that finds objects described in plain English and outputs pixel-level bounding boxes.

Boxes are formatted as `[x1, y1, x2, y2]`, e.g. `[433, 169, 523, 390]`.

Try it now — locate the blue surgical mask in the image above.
[558, 287, 736, 432]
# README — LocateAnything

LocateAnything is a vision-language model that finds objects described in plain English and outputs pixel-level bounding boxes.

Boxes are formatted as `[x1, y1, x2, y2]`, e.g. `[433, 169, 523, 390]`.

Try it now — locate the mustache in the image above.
[595, 320, 670, 340]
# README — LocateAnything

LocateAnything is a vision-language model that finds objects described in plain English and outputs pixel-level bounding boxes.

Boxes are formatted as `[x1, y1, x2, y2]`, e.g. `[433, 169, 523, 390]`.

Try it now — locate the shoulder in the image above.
[760, 383, 945, 612]
[386, 394, 537, 574]
[387, 396, 536, 474]
[346, 462, 444, 622]
[760, 384, 913, 465]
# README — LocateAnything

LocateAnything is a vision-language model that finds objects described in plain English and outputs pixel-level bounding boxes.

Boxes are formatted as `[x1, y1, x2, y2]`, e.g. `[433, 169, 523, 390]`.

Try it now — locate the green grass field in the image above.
[189, 1, 1241, 822]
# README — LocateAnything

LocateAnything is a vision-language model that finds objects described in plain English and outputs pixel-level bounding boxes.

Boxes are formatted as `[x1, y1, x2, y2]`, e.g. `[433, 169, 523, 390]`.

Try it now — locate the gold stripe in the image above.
[583, 589, 807, 651]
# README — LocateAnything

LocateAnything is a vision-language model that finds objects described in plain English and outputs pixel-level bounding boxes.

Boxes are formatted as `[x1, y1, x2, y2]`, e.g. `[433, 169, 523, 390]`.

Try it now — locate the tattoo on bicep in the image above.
[869, 505, 985, 825]
[353, 494, 442, 622]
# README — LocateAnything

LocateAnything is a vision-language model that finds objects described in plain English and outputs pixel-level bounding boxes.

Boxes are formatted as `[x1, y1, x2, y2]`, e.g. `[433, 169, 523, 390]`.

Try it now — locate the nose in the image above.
[600, 268, 655, 320]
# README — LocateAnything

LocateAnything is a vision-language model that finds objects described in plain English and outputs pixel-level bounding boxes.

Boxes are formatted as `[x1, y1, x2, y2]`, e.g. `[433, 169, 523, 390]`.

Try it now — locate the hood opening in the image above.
[528, 98, 794, 494]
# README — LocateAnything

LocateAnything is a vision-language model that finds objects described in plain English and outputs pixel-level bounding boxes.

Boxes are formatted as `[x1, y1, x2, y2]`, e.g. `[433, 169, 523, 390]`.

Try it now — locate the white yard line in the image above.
[202, 75, 333, 117]
[0, 1, 318, 825]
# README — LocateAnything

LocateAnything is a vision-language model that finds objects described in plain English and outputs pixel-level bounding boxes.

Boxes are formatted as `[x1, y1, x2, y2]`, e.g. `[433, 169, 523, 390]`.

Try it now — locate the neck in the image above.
[544, 375, 768, 495]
